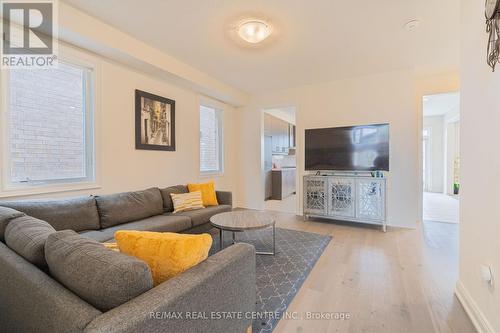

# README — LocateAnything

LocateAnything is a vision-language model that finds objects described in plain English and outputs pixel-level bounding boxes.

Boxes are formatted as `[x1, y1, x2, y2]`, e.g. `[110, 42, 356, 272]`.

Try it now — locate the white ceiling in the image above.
[423, 92, 460, 116]
[63, 0, 460, 94]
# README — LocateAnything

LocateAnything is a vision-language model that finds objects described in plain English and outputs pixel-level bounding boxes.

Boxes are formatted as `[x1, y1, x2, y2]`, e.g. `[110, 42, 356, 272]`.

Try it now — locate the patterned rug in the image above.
[210, 227, 331, 333]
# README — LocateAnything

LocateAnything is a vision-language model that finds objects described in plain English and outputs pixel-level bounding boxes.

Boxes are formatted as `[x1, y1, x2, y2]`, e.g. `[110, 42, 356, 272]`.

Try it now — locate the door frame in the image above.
[420, 90, 461, 222]
[422, 126, 432, 192]
[260, 106, 298, 214]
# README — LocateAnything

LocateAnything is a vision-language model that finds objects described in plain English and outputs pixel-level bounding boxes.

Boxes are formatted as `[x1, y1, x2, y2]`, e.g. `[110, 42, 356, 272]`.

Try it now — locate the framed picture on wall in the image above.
[135, 89, 176, 151]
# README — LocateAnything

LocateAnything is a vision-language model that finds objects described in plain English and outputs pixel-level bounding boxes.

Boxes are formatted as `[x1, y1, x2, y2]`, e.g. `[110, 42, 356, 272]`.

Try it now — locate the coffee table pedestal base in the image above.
[217, 224, 275, 256]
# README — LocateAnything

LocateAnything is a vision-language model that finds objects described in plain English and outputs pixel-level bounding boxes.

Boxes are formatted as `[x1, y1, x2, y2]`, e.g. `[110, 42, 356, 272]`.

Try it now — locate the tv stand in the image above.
[303, 174, 387, 232]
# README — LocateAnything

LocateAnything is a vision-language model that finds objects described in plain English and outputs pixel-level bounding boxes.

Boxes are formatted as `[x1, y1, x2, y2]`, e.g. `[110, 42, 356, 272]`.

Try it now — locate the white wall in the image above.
[456, 0, 500, 331]
[237, 70, 419, 228]
[445, 120, 460, 195]
[444, 104, 460, 123]
[264, 107, 296, 125]
[57, 2, 248, 106]
[443, 102, 460, 195]
[0, 3, 245, 201]
[0, 45, 239, 201]
[423, 115, 445, 193]
[96, 53, 239, 195]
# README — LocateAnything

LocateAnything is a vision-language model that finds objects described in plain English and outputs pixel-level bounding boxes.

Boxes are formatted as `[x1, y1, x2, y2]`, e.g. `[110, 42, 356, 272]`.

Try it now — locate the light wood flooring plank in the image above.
[263, 213, 476, 333]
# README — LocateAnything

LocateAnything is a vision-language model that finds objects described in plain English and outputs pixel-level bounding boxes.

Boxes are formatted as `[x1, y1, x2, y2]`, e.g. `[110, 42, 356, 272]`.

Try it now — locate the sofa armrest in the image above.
[216, 191, 232, 206]
[84, 243, 256, 333]
[0, 242, 102, 333]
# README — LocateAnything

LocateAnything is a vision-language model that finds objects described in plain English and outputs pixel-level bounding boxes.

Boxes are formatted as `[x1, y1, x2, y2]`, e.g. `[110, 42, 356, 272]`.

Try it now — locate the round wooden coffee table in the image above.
[210, 210, 276, 255]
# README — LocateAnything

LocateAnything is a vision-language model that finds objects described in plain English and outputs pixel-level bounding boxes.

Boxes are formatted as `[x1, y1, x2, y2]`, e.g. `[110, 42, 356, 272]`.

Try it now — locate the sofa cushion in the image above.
[0, 206, 25, 242]
[0, 196, 100, 232]
[215, 191, 233, 206]
[79, 215, 192, 243]
[159, 185, 188, 213]
[95, 188, 164, 228]
[174, 205, 232, 227]
[45, 230, 153, 312]
[4, 215, 56, 267]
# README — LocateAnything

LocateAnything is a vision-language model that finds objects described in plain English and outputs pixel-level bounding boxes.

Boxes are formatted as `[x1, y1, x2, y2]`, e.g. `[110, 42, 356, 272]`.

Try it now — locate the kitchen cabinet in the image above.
[271, 117, 280, 152]
[265, 114, 294, 154]
[277, 118, 286, 152]
[265, 170, 273, 200]
[264, 135, 273, 200]
[272, 168, 296, 200]
[289, 124, 296, 148]
[282, 122, 289, 149]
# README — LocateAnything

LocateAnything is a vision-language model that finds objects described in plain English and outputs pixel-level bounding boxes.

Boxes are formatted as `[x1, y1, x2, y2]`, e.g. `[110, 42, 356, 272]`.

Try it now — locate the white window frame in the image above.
[199, 103, 224, 176]
[0, 46, 100, 198]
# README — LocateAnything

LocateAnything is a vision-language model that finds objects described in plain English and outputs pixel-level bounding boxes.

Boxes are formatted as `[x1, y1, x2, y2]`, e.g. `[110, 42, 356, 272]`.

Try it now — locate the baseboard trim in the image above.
[455, 280, 495, 333]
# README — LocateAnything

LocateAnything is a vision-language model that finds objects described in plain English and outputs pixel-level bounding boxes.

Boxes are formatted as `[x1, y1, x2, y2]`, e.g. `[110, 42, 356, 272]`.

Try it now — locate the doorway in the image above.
[422, 92, 460, 223]
[262, 107, 297, 214]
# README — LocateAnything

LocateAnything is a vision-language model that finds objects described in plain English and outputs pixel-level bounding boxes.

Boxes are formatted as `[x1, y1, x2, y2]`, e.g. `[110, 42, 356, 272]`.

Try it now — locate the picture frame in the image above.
[135, 89, 175, 151]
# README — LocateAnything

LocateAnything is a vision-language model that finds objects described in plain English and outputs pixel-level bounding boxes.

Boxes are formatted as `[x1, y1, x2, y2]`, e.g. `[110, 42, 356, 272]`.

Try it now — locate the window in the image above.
[199, 105, 223, 174]
[3, 61, 95, 188]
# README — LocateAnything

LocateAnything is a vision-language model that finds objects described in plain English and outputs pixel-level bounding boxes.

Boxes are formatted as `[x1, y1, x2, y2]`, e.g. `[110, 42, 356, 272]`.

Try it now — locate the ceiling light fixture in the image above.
[404, 19, 420, 32]
[238, 20, 271, 44]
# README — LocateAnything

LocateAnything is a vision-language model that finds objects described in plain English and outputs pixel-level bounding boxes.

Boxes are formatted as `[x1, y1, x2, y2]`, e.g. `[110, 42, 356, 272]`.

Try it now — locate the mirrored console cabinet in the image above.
[303, 175, 387, 232]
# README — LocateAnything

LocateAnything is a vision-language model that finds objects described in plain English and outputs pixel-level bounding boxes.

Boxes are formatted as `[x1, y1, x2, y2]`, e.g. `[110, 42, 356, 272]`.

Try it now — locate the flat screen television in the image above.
[305, 124, 389, 171]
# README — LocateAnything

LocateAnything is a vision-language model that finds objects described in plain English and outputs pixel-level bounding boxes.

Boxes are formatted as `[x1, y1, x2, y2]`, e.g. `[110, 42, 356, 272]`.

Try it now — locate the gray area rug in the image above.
[210, 227, 331, 333]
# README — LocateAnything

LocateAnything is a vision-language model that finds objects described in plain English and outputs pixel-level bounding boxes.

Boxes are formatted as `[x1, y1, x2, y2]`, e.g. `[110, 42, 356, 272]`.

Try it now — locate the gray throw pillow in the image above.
[4, 215, 56, 267]
[95, 187, 164, 228]
[159, 185, 188, 213]
[0, 196, 100, 232]
[0, 206, 25, 241]
[45, 230, 153, 311]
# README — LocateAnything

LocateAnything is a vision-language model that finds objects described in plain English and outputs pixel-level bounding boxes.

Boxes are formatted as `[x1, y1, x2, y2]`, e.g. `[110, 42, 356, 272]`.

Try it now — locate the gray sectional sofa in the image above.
[0, 185, 256, 333]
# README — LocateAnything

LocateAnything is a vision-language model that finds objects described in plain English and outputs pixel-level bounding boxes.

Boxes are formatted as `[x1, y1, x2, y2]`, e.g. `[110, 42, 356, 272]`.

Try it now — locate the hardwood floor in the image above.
[262, 213, 475, 333]
[264, 194, 297, 214]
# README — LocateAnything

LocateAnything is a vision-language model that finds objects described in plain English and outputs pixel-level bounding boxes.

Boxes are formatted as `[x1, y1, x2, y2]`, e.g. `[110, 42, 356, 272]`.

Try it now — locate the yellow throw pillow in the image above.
[115, 230, 212, 286]
[170, 191, 204, 213]
[187, 181, 218, 206]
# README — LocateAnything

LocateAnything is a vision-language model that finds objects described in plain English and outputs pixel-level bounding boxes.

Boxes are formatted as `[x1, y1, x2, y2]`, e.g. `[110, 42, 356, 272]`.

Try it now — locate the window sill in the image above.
[0, 182, 101, 199]
[200, 171, 224, 179]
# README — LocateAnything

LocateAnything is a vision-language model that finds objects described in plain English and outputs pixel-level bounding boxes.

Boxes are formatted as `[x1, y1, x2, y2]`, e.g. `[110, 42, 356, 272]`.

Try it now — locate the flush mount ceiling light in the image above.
[403, 19, 420, 32]
[238, 20, 271, 44]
